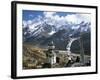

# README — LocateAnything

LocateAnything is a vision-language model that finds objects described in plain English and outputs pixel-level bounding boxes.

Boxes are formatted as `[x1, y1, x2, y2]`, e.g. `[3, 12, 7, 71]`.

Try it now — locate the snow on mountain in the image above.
[23, 12, 91, 42]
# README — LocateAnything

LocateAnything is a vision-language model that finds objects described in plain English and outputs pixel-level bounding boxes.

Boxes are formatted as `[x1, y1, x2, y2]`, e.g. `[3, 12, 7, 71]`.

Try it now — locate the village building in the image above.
[46, 41, 56, 66]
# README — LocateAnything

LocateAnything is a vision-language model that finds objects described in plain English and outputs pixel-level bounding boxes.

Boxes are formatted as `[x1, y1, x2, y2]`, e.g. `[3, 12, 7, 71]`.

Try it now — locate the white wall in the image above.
[0, 0, 99, 80]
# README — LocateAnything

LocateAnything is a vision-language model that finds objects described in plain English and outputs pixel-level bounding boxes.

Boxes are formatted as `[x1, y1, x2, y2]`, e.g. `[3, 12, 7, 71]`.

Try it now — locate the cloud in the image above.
[29, 14, 34, 18]
[43, 12, 56, 18]
[27, 20, 33, 25]
[23, 21, 27, 28]
[65, 14, 91, 24]
[43, 11, 91, 25]
[23, 11, 91, 36]
[23, 11, 91, 28]
[78, 14, 91, 23]
[43, 12, 66, 22]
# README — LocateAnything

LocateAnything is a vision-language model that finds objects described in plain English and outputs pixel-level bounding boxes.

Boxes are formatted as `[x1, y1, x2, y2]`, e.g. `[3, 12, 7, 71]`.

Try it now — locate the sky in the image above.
[22, 10, 91, 27]
[23, 10, 76, 21]
[22, 10, 91, 41]
[22, 10, 91, 35]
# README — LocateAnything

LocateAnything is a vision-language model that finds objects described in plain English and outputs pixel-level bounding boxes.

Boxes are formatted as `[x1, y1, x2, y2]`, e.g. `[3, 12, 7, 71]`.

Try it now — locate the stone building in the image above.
[46, 41, 56, 66]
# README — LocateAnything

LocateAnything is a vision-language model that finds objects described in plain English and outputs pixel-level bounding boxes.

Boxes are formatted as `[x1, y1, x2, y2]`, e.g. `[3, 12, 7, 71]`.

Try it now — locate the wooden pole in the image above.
[79, 33, 85, 64]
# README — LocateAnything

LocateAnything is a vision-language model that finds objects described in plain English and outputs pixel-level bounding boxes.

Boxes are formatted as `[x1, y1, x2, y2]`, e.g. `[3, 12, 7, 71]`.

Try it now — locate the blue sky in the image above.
[22, 10, 76, 21]
[22, 10, 91, 28]
[23, 10, 44, 21]
[22, 10, 91, 39]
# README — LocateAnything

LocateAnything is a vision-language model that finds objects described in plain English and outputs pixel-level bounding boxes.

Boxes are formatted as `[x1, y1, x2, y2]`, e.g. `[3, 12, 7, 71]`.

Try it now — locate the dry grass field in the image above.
[23, 44, 91, 69]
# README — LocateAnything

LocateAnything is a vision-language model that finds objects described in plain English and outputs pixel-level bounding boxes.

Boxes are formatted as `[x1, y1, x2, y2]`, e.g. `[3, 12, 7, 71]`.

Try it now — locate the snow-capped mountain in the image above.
[23, 17, 91, 43]
[23, 11, 91, 54]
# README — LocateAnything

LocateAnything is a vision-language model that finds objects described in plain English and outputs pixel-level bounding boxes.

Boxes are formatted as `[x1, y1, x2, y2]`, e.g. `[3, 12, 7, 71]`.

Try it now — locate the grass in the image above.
[23, 44, 91, 69]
